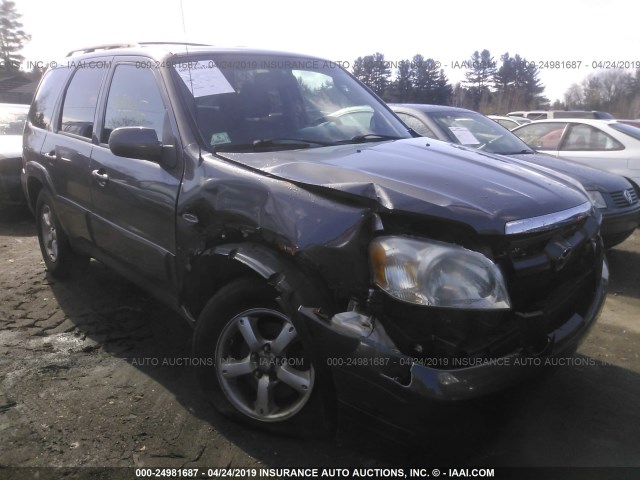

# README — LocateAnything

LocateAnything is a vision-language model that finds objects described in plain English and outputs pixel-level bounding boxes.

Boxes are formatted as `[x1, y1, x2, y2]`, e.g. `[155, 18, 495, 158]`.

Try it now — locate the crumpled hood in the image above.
[214, 138, 589, 235]
[509, 151, 633, 192]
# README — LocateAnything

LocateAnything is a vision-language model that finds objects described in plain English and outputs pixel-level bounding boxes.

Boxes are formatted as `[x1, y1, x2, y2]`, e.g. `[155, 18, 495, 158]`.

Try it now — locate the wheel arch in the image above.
[23, 162, 54, 214]
[181, 242, 335, 325]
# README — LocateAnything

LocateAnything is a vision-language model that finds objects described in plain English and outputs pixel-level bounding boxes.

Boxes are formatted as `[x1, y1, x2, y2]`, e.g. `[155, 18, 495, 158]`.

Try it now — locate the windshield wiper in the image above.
[500, 149, 535, 155]
[214, 137, 334, 153]
[337, 133, 405, 144]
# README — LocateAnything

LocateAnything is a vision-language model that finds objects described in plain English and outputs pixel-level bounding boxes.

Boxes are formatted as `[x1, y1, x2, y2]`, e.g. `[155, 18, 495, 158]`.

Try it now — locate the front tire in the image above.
[193, 277, 334, 436]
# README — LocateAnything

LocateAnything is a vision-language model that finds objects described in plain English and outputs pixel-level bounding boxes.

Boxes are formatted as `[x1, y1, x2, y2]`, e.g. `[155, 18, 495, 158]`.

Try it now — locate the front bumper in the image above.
[300, 257, 607, 426]
[600, 205, 640, 246]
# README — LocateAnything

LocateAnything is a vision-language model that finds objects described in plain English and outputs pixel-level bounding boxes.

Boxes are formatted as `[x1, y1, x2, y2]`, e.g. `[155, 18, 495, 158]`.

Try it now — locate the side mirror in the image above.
[108, 127, 162, 162]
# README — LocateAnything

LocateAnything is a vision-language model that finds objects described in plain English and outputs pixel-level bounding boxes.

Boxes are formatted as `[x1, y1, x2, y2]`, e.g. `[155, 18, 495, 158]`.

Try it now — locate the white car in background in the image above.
[0, 103, 29, 206]
[512, 119, 640, 192]
[487, 115, 531, 130]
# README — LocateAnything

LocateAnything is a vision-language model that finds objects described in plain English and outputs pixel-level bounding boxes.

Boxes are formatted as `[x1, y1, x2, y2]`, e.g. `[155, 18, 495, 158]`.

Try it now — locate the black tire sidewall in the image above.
[193, 277, 334, 437]
[35, 190, 72, 278]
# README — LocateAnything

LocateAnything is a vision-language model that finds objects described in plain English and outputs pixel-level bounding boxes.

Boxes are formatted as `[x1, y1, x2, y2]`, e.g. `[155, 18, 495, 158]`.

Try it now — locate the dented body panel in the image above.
[23, 45, 608, 433]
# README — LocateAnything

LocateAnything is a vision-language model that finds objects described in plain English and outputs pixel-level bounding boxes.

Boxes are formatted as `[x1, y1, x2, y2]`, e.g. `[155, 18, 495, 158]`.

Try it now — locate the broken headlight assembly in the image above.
[370, 236, 511, 310]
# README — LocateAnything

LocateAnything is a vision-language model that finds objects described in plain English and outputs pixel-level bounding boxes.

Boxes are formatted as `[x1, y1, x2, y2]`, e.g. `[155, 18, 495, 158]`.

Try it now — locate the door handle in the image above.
[91, 169, 109, 186]
[43, 150, 56, 160]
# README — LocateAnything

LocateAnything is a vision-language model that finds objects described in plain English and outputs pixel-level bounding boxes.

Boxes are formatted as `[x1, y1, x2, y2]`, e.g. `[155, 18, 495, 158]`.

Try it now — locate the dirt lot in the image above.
[1, 205, 639, 477]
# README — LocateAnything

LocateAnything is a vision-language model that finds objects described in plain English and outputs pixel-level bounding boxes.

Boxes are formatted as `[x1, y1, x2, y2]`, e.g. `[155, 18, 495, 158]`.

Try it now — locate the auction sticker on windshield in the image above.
[174, 61, 235, 97]
[449, 126, 480, 145]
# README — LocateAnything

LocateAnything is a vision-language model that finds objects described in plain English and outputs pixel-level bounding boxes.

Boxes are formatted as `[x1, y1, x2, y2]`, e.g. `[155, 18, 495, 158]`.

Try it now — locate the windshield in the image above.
[0, 105, 28, 135]
[172, 54, 411, 152]
[429, 111, 534, 155]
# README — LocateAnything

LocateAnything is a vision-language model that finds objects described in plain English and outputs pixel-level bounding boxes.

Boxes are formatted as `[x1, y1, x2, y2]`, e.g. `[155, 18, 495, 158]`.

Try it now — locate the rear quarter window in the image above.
[28, 67, 71, 130]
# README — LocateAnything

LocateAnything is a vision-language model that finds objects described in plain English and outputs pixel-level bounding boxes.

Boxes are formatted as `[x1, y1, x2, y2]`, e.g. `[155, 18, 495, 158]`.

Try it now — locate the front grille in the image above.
[377, 211, 603, 364]
[610, 188, 638, 208]
[504, 213, 601, 317]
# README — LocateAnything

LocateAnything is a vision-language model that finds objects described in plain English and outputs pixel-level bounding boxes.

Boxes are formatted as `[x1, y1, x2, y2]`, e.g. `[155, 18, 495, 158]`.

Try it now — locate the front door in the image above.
[89, 61, 183, 291]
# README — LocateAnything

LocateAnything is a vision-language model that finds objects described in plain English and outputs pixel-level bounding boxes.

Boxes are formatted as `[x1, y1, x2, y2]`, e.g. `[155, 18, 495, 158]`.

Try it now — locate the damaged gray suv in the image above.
[23, 43, 607, 435]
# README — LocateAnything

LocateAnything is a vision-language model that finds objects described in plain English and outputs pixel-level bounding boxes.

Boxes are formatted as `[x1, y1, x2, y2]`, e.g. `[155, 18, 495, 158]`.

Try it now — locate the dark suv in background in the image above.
[23, 43, 607, 435]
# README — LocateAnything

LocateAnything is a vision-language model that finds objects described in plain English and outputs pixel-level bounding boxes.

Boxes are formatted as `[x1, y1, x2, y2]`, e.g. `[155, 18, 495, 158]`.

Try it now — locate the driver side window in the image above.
[102, 64, 166, 144]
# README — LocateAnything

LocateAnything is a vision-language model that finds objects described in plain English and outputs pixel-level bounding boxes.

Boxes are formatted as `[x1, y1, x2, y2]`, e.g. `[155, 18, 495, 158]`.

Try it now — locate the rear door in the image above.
[23, 66, 72, 198]
[37, 59, 110, 242]
[556, 122, 631, 178]
[89, 58, 183, 291]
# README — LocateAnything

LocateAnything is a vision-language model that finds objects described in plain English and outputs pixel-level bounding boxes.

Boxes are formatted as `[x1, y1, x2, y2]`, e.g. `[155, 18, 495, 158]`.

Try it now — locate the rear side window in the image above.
[101, 64, 166, 144]
[28, 68, 71, 130]
[61, 66, 107, 139]
[514, 123, 567, 150]
[562, 124, 623, 151]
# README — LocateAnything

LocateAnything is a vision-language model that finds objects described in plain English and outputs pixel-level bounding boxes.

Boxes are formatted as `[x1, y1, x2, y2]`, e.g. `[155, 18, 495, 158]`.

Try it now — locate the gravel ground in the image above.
[1, 205, 639, 479]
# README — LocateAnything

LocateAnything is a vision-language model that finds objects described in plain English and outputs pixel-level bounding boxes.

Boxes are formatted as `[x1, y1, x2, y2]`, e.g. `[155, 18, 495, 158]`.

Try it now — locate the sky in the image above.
[15, 0, 640, 105]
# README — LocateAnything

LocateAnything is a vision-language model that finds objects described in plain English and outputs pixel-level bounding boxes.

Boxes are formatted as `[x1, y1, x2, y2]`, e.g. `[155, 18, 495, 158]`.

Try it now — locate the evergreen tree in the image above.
[493, 52, 547, 111]
[464, 50, 496, 109]
[433, 69, 453, 105]
[410, 55, 440, 104]
[390, 59, 413, 102]
[0, 0, 30, 72]
[352, 53, 390, 97]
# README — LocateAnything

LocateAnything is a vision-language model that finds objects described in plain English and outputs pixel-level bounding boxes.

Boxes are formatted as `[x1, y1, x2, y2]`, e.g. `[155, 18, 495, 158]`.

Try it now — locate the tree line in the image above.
[2, 0, 640, 119]
[351, 49, 547, 113]
[559, 69, 640, 118]
[351, 50, 640, 118]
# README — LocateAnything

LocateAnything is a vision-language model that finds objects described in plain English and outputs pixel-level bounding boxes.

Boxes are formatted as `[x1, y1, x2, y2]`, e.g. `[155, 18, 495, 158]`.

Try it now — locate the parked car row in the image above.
[487, 114, 531, 129]
[0, 103, 28, 205]
[388, 104, 640, 248]
[507, 110, 615, 120]
[511, 119, 640, 189]
[18, 43, 609, 436]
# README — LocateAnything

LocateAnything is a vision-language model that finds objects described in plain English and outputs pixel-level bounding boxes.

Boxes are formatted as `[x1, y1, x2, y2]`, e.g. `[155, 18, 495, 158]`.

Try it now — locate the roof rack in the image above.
[66, 43, 138, 57]
[66, 42, 212, 57]
[138, 41, 212, 47]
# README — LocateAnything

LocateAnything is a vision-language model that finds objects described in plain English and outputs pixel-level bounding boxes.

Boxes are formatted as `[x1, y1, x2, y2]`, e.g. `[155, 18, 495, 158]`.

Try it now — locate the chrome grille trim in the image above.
[505, 202, 592, 235]
[610, 188, 638, 208]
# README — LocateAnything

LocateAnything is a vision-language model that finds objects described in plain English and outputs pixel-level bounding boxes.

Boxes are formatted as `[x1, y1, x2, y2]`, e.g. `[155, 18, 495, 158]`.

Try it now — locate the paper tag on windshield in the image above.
[174, 61, 235, 97]
[449, 127, 480, 145]
[210, 132, 231, 145]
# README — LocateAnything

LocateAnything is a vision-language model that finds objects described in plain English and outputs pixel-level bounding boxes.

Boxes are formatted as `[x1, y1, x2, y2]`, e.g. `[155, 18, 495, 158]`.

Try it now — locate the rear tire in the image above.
[35, 190, 88, 279]
[193, 277, 334, 437]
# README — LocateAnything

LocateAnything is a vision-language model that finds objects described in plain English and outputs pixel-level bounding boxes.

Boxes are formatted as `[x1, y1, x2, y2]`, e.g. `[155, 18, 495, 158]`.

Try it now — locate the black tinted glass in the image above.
[61, 66, 107, 138]
[102, 65, 165, 143]
[29, 68, 71, 130]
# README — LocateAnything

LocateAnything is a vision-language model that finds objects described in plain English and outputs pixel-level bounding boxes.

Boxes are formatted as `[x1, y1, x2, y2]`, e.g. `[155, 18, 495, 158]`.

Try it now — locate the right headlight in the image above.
[586, 190, 607, 209]
[370, 236, 511, 310]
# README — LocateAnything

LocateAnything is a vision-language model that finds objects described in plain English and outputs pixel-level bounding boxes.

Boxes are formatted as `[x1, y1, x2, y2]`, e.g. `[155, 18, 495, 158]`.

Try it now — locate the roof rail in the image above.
[66, 43, 138, 57]
[138, 41, 212, 47]
[65, 42, 213, 57]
